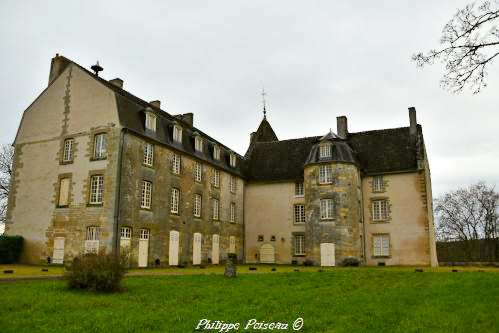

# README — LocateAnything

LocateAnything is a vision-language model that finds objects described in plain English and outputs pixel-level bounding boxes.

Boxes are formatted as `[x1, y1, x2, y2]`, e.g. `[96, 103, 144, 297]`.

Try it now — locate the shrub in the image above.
[303, 259, 314, 266]
[66, 251, 128, 292]
[0, 235, 24, 264]
[341, 257, 360, 267]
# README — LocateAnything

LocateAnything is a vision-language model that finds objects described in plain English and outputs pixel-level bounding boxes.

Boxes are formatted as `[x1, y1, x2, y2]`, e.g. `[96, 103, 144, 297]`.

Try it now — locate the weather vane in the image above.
[261, 87, 267, 118]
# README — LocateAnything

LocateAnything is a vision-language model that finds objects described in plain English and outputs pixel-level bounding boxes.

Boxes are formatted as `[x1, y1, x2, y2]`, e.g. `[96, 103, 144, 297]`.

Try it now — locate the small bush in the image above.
[0, 235, 24, 264]
[342, 257, 360, 266]
[303, 259, 314, 266]
[66, 251, 128, 292]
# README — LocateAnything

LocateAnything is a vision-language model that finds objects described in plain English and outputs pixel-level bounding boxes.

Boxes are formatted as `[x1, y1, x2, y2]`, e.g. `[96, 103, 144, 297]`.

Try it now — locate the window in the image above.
[58, 178, 71, 207]
[294, 235, 305, 255]
[140, 229, 150, 240]
[194, 194, 202, 217]
[230, 203, 236, 223]
[93, 133, 107, 159]
[195, 135, 203, 152]
[89, 175, 104, 204]
[258, 235, 264, 242]
[213, 169, 220, 187]
[121, 227, 131, 239]
[171, 188, 179, 214]
[144, 143, 154, 166]
[212, 198, 219, 220]
[145, 112, 156, 131]
[230, 176, 236, 193]
[320, 199, 334, 219]
[373, 175, 384, 192]
[63, 139, 74, 162]
[319, 143, 332, 159]
[295, 182, 304, 196]
[294, 205, 305, 223]
[172, 153, 181, 174]
[271, 235, 276, 241]
[213, 145, 221, 160]
[230, 153, 236, 167]
[141, 181, 152, 209]
[173, 124, 182, 143]
[85, 226, 100, 253]
[229, 236, 236, 253]
[195, 162, 202, 182]
[373, 234, 390, 256]
[319, 165, 333, 184]
[86, 226, 100, 240]
[372, 200, 388, 221]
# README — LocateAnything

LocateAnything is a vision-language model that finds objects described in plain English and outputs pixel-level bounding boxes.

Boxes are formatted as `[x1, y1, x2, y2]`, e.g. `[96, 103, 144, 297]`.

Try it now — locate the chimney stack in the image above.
[337, 116, 348, 139]
[150, 100, 161, 108]
[175, 113, 194, 127]
[109, 78, 123, 89]
[48, 54, 71, 85]
[409, 107, 417, 136]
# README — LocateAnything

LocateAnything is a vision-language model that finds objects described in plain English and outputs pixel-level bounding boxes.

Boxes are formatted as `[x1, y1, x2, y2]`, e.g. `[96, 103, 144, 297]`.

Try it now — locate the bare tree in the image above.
[0, 144, 14, 233]
[413, 1, 499, 94]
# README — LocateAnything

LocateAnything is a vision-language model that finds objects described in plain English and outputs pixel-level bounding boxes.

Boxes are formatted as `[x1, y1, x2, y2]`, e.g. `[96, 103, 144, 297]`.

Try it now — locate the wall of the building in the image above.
[244, 182, 305, 264]
[5, 64, 121, 264]
[118, 133, 244, 267]
[363, 172, 436, 266]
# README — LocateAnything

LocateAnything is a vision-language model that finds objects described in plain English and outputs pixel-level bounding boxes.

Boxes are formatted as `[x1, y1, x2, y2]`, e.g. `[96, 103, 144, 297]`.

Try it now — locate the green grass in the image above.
[1, 269, 498, 332]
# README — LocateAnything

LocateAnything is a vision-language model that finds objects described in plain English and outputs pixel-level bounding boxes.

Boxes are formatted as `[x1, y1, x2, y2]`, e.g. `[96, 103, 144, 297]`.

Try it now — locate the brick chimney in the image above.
[409, 107, 417, 136]
[174, 113, 194, 127]
[48, 54, 72, 85]
[150, 100, 161, 108]
[337, 116, 348, 139]
[109, 78, 123, 89]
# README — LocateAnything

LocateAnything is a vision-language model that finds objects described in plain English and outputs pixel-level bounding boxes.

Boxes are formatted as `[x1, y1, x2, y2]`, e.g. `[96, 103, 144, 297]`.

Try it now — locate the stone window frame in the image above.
[295, 182, 304, 197]
[212, 197, 220, 221]
[173, 123, 182, 144]
[372, 175, 386, 193]
[369, 197, 392, 223]
[86, 226, 101, 241]
[143, 142, 154, 167]
[145, 112, 157, 132]
[86, 170, 105, 206]
[172, 153, 181, 175]
[120, 226, 132, 240]
[193, 193, 202, 218]
[213, 169, 220, 188]
[61, 137, 75, 164]
[140, 228, 150, 240]
[170, 187, 180, 214]
[294, 204, 306, 224]
[230, 175, 236, 193]
[55, 173, 73, 208]
[372, 233, 391, 258]
[91, 131, 108, 161]
[319, 164, 333, 184]
[320, 198, 335, 220]
[230, 202, 236, 223]
[194, 134, 203, 153]
[140, 180, 153, 210]
[194, 161, 203, 183]
[292, 233, 305, 256]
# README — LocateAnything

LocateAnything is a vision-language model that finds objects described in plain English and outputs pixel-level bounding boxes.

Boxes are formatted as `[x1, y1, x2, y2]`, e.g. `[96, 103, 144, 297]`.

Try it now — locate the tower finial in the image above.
[261, 87, 267, 118]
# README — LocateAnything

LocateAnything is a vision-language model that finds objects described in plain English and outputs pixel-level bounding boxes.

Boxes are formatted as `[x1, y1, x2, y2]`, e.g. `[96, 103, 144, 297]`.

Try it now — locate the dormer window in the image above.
[173, 124, 182, 143]
[230, 152, 236, 167]
[213, 145, 221, 161]
[319, 143, 332, 159]
[195, 134, 203, 152]
[145, 112, 156, 132]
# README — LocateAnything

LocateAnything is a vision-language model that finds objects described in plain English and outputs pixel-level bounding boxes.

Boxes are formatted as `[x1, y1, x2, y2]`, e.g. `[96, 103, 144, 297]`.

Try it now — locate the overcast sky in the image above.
[0, 0, 497, 199]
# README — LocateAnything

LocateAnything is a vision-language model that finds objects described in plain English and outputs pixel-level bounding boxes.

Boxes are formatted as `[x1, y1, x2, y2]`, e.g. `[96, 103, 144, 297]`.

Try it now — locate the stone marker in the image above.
[224, 254, 237, 278]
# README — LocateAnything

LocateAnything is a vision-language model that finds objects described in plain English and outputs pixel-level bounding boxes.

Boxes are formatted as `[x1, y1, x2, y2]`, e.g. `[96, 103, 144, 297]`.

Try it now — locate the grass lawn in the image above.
[1, 269, 498, 332]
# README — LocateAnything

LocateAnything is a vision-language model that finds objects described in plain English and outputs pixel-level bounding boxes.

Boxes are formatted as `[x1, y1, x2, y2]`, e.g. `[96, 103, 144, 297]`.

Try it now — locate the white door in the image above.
[120, 227, 132, 255]
[260, 244, 275, 263]
[193, 232, 202, 265]
[212, 234, 220, 264]
[53, 237, 65, 264]
[169, 230, 179, 266]
[138, 229, 149, 268]
[320, 243, 335, 266]
[229, 236, 236, 254]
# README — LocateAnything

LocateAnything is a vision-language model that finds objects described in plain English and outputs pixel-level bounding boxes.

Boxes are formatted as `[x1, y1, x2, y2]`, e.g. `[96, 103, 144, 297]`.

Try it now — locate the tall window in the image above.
[144, 143, 154, 166]
[145, 112, 156, 131]
[195, 136, 203, 152]
[230, 176, 236, 193]
[195, 162, 202, 182]
[63, 138, 74, 162]
[212, 198, 219, 220]
[319, 143, 332, 158]
[372, 200, 388, 221]
[294, 235, 305, 255]
[58, 178, 71, 207]
[172, 153, 181, 174]
[213, 145, 221, 160]
[173, 124, 182, 143]
[93, 133, 107, 159]
[230, 153, 236, 167]
[319, 165, 333, 184]
[295, 182, 304, 196]
[194, 194, 202, 217]
[320, 199, 334, 219]
[373, 175, 384, 192]
[230, 203, 236, 223]
[85, 226, 100, 253]
[294, 205, 305, 223]
[373, 234, 390, 256]
[89, 175, 104, 204]
[141, 181, 152, 209]
[213, 169, 220, 187]
[171, 188, 179, 214]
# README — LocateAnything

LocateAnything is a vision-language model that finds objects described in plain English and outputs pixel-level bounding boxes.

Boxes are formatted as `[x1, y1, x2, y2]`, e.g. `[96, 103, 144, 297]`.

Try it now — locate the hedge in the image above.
[0, 235, 24, 264]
